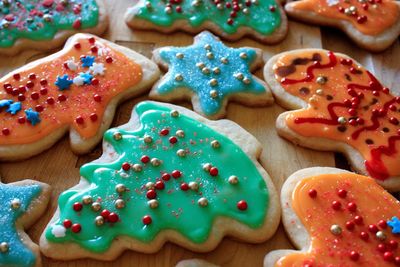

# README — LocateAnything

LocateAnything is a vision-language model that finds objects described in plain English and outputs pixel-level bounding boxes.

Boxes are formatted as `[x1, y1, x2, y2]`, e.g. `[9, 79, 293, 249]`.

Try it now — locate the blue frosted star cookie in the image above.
[0, 179, 50, 267]
[150, 31, 273, 119]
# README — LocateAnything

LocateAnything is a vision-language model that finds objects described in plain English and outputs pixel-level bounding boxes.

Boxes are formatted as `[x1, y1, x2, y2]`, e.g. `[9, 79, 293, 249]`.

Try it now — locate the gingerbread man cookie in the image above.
[285, 0, 400, 52]
[0, 178, 50, 267]
[40, 101, 280, 260]
[265, 167, 400, 266]
[0, 33, 160, 161]
[124, 0, 288, 44]
[0, 0, 108, 56]
[151, 31, 273, 119]
[264, 49, 400, 190]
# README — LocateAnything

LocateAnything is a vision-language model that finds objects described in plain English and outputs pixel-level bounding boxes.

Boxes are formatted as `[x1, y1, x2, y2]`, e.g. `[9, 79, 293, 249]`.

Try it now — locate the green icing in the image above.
[45, 101, 269, 253]
[0, 0, 99, 48]
[135, 0, 281, 35]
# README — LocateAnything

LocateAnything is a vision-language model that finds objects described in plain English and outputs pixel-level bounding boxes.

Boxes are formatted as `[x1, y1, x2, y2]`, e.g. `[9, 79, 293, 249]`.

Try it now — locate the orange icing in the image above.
[291, 0, 399, 35]
[0, 37, 142, 145]
[273, 51, 400, 180]
[275, 172, 400, 266]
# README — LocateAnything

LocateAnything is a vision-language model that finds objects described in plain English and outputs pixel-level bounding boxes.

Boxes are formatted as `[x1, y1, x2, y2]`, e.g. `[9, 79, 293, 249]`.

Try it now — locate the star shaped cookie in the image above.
[0, 179, 50, 267]
[0, 33, 160, 161]
[151, 31, 273, 119]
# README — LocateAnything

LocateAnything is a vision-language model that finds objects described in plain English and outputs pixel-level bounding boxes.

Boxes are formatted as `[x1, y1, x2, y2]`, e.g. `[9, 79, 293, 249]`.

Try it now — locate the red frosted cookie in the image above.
[264, 49, 400, 190]
[285, 0, 400, 51]
[0, 33, 159, 160]
[265, 167, 400, 267]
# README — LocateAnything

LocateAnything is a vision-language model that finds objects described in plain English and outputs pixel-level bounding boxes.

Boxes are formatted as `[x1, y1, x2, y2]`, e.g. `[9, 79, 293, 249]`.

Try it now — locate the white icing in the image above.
[51, 225, 66, 238]
[90, 63, 106, 76]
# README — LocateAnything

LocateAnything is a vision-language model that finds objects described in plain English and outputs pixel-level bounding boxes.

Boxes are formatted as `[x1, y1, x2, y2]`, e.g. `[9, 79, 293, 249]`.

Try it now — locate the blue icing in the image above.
[156, 32, 266, 116]
[0, 99, 13, 109]
[0, 182, 42, 267]
[6, 102, 21, 115]
[388, 216, 400, 234]
[55, 74, 73, 91]
[79, 72, 93, 84]
[81, 56, 96, 68]
[25, 108, 41, 126]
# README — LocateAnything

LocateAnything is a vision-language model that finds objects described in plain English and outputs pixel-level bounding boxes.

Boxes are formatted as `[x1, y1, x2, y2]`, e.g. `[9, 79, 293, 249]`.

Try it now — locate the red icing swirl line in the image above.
[280, 51, 337, 85]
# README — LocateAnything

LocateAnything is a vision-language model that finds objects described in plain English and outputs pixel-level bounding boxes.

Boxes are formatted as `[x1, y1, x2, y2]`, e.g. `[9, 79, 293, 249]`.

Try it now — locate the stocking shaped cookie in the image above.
[40, 101, 279, 260]
[285, 0, 400, 52]
[0, 0, 108, 55]
[151, 31, 273, 119]
[0, 179, 50, 267]
[265, 167, 400, 267]
[124, 0, 288, 44]
[264, 49, 400, 190]
[0, 33, 159, 161]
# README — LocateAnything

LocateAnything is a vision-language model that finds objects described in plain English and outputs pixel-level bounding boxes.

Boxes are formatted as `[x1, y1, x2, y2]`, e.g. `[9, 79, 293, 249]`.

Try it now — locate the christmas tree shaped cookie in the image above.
[0, 33, 159, 161]
[40, 101, 280, 260]
[125, 0, 288, 44]
[265, 167, 400, 267]
[0, 0, 108, 55]
[151, 31, 273, 119]
[285, 0, 400, 52]
[0, 178, 50, 267]
[264, 49, 400, 190]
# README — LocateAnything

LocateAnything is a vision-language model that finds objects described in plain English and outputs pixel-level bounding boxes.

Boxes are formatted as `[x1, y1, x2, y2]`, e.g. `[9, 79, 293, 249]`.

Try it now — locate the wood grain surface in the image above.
[0, 0, 398, 266]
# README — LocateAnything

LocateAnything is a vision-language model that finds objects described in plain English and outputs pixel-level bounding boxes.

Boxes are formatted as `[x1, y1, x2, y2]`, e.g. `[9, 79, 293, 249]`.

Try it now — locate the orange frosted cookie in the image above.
[0, 33, 159, 161]
[265, 167, 400, 267]
[264, 49, 400, 190]
[285, 0, 400, 51]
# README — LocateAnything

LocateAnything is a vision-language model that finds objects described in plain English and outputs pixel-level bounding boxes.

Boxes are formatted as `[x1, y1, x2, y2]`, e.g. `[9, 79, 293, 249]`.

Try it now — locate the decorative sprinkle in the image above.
[81, 56, 96, 68]
[6, 102, 21, 115]
[90, 63, 106, 76]
[55, 74, 73, 90]
[388, 217, 400, 234]
[78, 72, 94, 85]
[25, 108, 41, 126]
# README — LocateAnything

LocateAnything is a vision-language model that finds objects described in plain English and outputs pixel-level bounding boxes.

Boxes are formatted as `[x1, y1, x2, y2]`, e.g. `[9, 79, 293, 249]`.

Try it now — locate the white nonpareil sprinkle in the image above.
[51, 225, 66, 238]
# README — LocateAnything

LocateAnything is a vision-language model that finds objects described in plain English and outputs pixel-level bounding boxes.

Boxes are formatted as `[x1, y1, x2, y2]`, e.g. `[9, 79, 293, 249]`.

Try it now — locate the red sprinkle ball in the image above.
[143, 215, 152, 225]
[63, 219, 72, 228]
[237, 200, 248, 211]
[71, 223, 81, 233]
[308, 189, 317, 198]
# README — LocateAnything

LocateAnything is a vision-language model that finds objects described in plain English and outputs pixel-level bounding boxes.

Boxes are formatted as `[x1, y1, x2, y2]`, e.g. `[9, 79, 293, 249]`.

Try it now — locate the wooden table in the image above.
[0, 1, 399, 266]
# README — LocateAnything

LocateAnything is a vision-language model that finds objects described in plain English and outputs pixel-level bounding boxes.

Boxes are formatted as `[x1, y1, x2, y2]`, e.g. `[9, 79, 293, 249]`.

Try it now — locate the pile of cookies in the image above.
[0, 0, 399, 266]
